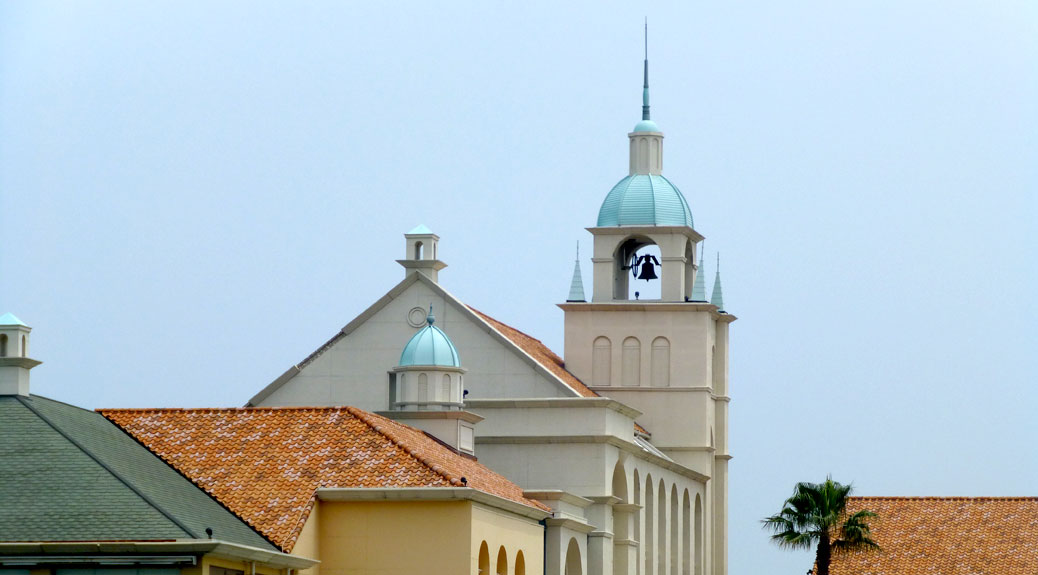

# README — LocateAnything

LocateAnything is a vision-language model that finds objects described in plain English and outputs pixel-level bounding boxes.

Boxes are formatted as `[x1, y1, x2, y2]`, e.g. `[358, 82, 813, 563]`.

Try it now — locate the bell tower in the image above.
[559, 42, 734, 575]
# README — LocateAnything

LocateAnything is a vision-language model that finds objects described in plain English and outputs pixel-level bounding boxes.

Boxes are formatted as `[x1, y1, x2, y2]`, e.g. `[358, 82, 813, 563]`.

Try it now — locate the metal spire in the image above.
[691, 242, 708, 302]
[642, 18, 651, 121]
[567, 242, 587, 302]
[710, 253, 725, 312]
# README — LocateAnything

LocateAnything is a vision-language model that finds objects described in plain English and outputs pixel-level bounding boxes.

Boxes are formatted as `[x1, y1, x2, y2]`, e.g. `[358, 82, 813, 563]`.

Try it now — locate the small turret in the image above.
[386, 305, 481, 455]
[0, 313, 42, 397]
[397, 225, 447, 282]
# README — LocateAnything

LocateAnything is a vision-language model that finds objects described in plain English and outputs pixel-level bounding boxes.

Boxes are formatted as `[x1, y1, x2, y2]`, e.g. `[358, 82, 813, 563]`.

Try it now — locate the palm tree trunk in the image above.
[816, 535, 832, 575]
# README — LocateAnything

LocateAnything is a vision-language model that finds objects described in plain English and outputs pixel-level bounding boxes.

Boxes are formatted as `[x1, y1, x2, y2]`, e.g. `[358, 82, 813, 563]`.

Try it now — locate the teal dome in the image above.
[597, 174, 694, 227]
[398, 311, 461, 368]
[632, 120, 660, 133]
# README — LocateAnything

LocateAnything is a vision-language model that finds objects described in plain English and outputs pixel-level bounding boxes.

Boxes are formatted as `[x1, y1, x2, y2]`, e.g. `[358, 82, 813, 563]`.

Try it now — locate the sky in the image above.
[1, 2, 1036, 573]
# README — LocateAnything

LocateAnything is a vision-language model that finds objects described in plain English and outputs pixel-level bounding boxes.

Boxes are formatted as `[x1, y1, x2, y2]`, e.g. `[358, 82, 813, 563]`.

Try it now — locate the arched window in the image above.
[417, 373, 428, 407]
[645, 475, 654, 575]
[658, 479, 666, 575]
[414, 241, 424, 260]
[441, 373, 452, 403]
[651, 337, 670, 387]
[515, 550, 526, 575]
[565, 538, 582, 575]
[682, 490, 691, 575]
[478, 541, 489, 575]
[694, 495, 703, 575]
[622, 337, 640, 387]
[0, 334, 6, 357]
[592, 337, 611, 386]
[496, 546, 508, 575]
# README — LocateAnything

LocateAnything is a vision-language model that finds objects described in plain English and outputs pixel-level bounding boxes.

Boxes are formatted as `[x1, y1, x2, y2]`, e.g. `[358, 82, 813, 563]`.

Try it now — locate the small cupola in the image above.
[393, 306, 464, 411]
[396, 225, 447, 282]
[0, 313, 42, 397]
[383, 305, 481, 455]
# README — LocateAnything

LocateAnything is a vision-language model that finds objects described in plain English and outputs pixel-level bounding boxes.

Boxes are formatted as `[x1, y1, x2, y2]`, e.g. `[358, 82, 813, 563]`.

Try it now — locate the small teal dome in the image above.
[632, 120, 660, 133]
[597, 174, 694, 227]
[398, 309, 461, 367]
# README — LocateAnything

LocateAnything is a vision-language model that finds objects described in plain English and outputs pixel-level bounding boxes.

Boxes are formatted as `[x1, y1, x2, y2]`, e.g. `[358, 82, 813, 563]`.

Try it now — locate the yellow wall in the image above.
[316, 500, 470, 575]
[200, 555, 285, 575]
[292, 498, 545, 575]
[471, 504, 544, 575]
[294, 501, 321, 575]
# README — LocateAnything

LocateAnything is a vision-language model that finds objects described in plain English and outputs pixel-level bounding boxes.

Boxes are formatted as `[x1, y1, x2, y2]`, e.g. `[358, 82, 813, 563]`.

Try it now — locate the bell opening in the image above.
[613, 237, 662, 301]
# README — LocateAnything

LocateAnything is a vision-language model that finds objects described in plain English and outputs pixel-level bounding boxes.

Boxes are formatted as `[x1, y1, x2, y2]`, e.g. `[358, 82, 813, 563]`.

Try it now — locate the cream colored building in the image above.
[248, 60, 735, 575]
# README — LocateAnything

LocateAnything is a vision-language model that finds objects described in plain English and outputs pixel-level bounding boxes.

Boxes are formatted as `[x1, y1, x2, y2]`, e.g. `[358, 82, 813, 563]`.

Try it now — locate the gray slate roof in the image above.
[0, 395, 274, 549]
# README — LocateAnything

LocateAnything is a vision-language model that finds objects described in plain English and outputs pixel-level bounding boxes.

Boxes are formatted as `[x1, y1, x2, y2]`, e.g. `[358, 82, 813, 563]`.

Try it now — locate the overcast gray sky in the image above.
[2, 2, 1036, 573]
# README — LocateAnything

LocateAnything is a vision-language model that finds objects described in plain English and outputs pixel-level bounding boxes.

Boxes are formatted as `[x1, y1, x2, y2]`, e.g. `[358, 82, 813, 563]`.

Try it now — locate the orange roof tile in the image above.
[825, 497, 1038, 575]
[101, 406, 548, 552]
[468, 306, 650, 436]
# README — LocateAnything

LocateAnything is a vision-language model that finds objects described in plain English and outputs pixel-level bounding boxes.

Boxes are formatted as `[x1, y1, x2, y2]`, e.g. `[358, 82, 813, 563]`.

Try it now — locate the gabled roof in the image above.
[101, 405, 550, 553]
[825, 496, 1038, 575]
[249, 272, 599, 405]
[0, 395, 273, 549]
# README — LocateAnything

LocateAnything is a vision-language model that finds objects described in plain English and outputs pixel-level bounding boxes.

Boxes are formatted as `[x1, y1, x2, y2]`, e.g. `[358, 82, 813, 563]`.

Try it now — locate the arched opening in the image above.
[684, 241, 696, 301]
[496, 546, 508, 575]
[414, 241, 424, 260]
[651, 337, 670, 387]
[682, 490, 691, 575]
[565, 538, 582, 575]
[633, 470, 642, 572]
[612, 461, 628, 502]
[0, 334, 6, 357]
[592, 337, 611, 386]
[658, 479, 666, 575]
[644, 475, 654, 575]
[614, 236, 662, 301]
[694, 495, 703, 575]
[515, 550, 526, 575]
[622, 337, 641, 387]
[670, 485, 678, 575]
[478, 541, 490, 574]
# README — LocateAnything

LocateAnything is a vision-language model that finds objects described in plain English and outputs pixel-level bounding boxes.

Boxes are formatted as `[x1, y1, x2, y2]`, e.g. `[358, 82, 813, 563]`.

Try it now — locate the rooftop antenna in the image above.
[642, 18, 651, 121]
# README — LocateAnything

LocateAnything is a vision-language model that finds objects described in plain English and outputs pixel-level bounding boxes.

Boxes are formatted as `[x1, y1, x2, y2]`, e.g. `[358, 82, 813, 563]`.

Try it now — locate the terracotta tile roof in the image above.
[101, 406, 548, 553]
[468, 306, 650, 436]
[824, 496, 1038, 575]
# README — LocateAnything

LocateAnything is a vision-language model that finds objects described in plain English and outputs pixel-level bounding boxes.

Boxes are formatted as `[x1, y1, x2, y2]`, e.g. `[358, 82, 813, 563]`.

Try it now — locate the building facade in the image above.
[248, 62, 734, 575]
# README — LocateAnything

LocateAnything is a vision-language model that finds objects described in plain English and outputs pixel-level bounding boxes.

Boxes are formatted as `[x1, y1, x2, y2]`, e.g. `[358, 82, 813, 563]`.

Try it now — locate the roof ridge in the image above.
[18, 396, 200, 539]
[344, 406, 463, 487]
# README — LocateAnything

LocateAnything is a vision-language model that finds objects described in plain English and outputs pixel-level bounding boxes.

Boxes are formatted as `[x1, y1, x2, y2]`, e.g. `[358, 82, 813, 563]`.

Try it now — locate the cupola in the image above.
[0, 313, 42, 396]
[397, 225, 447, 282]
[384, 305, 480, 455]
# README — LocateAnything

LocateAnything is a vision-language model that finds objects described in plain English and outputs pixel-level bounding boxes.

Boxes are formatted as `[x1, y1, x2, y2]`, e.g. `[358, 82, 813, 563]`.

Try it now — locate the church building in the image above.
[245, 50, 735, 575]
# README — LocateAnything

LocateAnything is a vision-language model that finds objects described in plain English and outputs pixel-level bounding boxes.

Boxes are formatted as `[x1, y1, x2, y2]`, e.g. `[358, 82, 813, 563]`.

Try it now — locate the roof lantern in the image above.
[398, 305, 461, 368]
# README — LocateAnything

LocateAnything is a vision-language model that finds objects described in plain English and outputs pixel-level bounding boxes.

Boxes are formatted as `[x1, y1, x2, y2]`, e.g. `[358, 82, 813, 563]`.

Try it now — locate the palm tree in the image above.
[762, 476, 879, 575]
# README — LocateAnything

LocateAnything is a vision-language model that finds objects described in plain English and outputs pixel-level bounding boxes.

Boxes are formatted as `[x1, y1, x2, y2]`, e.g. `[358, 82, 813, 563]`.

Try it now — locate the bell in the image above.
[637, 260, 658, 281]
